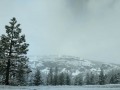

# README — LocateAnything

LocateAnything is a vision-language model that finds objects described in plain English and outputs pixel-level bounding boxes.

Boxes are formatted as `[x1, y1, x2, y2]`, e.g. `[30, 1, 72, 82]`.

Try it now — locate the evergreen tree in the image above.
[47, 68, 53, 85]
[114, 74, 119, 84]
[33, 68, 42, 86]
[15, 57, 31, 85]
[78, 76, 83, 85]
[110, 75, 114, 84]
[0, 57, 6, 83]
[0, 17, 29, 85]
[117, 73, 120, 83]
[89, 72, 95, 85]
[85, 73, 90, 85]
[74, 76, 78, 85]
[29, 73, 34, 86]
[16, 63, 26, 85]
[58, 72, 65, 85]
[99, 68, 105, 85]
[74, 74, 83, 85]
[53, 67, 58, 85]
[110, 74, 119, 84]
[0, 38, 6, 84]
[65, 72, 71, 85]
[94, 74, 99, 85]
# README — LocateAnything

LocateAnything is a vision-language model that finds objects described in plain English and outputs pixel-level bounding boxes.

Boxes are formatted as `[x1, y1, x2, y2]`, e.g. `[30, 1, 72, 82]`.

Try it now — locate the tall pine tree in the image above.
[0, 17, 29, 85]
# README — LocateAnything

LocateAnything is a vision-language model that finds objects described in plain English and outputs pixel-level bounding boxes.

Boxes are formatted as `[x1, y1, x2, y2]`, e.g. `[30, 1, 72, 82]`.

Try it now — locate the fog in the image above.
[0, 0, 120, 63]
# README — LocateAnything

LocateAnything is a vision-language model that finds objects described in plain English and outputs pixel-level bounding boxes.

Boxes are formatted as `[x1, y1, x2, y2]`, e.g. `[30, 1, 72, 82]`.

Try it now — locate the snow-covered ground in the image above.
[0, 85, 120, 90]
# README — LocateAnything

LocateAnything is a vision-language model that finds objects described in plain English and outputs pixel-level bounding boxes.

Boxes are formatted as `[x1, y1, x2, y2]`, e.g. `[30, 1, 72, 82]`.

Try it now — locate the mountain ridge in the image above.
[28, 55, 120, 76]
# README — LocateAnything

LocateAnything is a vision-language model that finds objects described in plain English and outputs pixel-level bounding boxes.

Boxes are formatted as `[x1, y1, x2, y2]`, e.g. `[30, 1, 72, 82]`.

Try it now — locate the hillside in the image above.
[29, 55, 120, 76]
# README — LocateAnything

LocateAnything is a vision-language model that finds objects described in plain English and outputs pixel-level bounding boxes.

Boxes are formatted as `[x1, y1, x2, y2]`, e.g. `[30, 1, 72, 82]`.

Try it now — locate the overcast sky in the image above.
[0, 0, 120, 64]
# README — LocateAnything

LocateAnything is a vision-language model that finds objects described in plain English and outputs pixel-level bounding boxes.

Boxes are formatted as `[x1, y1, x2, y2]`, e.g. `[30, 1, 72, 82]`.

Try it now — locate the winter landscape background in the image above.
[1, 0, 120, 90]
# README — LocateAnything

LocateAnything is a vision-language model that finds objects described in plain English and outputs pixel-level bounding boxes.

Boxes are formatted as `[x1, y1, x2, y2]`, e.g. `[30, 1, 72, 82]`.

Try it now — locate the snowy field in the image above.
[0, 85, 120, 90]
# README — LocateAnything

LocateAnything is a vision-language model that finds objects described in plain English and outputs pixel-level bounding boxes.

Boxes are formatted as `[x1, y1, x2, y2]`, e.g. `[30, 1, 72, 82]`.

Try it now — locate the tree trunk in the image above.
[5, 59, 10, 85]
[5, 40, 12, 85]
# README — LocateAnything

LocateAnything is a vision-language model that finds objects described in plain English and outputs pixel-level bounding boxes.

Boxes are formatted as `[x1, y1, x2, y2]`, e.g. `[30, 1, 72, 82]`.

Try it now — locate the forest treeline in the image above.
[27, 67, 120, 86]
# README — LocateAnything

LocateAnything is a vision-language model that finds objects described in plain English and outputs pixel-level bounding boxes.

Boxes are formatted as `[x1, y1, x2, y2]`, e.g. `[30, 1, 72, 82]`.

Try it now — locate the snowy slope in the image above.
[28, 55, 120, 75]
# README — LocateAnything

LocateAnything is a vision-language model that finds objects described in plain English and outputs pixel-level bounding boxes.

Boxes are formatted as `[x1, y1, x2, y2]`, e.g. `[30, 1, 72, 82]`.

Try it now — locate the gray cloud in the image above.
[0, 0, 120, 63]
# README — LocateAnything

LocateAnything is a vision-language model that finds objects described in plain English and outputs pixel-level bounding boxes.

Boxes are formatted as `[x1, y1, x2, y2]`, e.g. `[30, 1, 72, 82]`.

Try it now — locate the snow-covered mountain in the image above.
[28, 55, 120, 76]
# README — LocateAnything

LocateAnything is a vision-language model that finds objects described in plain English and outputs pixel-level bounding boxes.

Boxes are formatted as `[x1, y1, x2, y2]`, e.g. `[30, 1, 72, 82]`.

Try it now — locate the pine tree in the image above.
[53, 67, 58, 85]
[29, 73, 34, 86]
[94, 74, 99, 85]
[110, 75, 114, 84]
[99, 68, 105, 85]
[15, 57, 31, 85]
[90, 72, 95, 85]
[0, 17, 29, 85]
[0, 38, 6, 83]
[47, 68, 53, 85]
[74, 74, 83, 85]
[110, 74, 119, 84]
[117, 73, 120, 83]
[74, 76, 78, 85]
[85, 73, 90, 85]
[65, 72, 71, 85]
[33, 68, 42, 86]
[78, 76, 83, 85]
[58, 72, 65, 85]
[17, 64, 26, 85]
